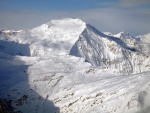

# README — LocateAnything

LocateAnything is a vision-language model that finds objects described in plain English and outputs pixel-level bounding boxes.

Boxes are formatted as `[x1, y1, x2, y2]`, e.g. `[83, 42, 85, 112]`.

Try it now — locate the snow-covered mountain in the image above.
[0, 18, 86, 56]
[0, 18, 150, 113]
[137, 33, 150, 43]
[70, 24, 150, 74]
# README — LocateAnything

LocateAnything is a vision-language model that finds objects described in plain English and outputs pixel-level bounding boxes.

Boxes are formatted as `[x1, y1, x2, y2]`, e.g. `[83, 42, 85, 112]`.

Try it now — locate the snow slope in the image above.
[0, 18, 150, 113]
[137, 33, 150, 43]
[0, 18, 86, 56]
[70, 25, 150, 74]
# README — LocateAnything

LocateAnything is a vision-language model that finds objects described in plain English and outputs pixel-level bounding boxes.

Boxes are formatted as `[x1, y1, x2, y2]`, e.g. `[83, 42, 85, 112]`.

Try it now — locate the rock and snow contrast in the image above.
[0, 18, 150, 113]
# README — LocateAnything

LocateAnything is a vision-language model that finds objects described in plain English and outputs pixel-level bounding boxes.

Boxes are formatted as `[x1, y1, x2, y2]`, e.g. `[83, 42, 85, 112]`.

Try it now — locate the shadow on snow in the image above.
[0, 40, 60, 113]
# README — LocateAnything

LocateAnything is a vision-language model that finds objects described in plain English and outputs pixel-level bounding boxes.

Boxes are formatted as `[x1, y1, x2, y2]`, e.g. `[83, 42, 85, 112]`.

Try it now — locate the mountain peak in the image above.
[137, 33, 150, 43]
[114, 31, 131, 38]
[31, 18, 86, 35]
[27, 18, 86, 56]
[46, 18, 85, 26]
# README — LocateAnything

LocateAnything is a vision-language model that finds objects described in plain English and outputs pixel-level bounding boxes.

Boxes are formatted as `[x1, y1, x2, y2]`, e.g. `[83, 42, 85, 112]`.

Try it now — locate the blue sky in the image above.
[0, 0, 118, 11]
[0, 0, 150, 36]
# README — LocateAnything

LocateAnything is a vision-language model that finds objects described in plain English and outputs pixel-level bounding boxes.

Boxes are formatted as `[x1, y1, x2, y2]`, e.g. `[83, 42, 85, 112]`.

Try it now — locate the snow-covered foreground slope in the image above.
[0, 18, 150, 113]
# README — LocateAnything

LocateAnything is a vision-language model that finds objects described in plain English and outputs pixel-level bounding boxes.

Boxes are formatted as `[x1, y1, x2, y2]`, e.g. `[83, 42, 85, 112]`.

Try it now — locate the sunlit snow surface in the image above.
[0, 18, 150, 113]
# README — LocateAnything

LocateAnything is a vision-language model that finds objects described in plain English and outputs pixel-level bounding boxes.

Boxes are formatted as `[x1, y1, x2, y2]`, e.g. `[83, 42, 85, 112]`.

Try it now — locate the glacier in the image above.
[0, 18, 150, 113]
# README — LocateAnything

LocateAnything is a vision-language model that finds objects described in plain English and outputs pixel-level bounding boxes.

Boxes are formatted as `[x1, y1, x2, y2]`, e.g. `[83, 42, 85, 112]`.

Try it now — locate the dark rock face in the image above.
[0, 99, 14, 113]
